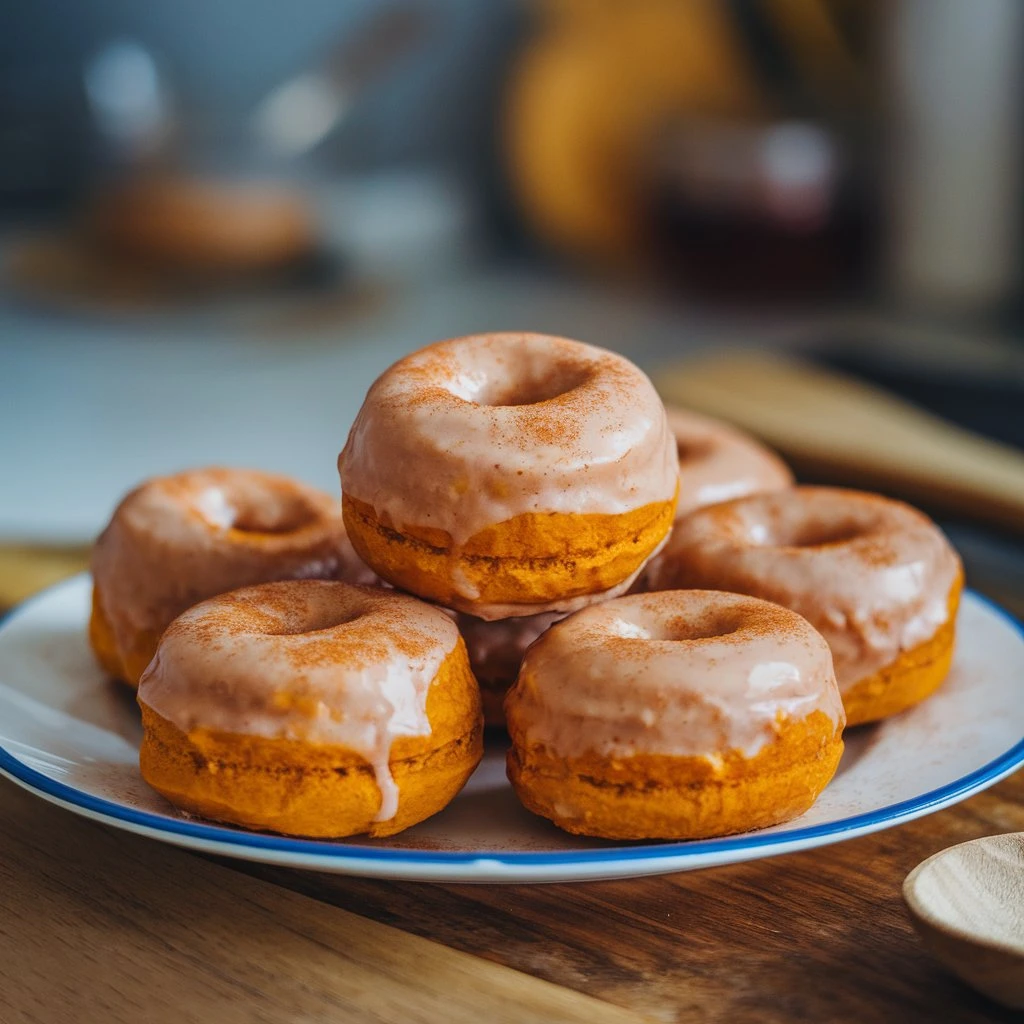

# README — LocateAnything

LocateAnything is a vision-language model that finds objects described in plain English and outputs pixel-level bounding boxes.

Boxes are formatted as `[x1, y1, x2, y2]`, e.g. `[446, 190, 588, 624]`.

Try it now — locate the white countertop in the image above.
[1, 270, 756, 541]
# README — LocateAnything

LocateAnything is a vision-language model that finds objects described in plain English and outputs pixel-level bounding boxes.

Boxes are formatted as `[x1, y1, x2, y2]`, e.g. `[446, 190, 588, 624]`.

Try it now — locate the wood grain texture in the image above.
[242, 775, 1024, 1024]
[0, 780, 650, 1024]
[2, 537, 1023, 1023]
[655, 351, 1024, 534]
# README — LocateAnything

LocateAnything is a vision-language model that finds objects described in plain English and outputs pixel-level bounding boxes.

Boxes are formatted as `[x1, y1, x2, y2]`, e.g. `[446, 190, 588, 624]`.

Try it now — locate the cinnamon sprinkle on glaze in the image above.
[505, 590, 843, 761]
[338, 333, 679, 544]
[138, 580, 460, 821]
[646, 487, 962, 690]
[91, 468, 366, 657]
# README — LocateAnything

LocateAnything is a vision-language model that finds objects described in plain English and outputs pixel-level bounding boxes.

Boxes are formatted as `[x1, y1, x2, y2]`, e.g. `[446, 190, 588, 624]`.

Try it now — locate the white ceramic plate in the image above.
[1, 575, 1022, 883]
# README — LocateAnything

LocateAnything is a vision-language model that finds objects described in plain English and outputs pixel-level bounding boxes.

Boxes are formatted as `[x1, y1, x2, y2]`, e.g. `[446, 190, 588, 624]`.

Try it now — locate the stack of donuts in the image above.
[89, 332, 962, 842]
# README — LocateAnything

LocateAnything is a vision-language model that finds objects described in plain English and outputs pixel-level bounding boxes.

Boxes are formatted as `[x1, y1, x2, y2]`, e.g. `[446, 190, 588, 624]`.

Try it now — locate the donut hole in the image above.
[659, 611, 745, 642]
[612, 611, 743, 643]
[196, 486, 322, 535]
[785, 519, 869, 548]
[675, 437, 713, 464]
[455, 359, 592, 407]
[231, 497, 321, 535]
[266, 607, 364, 636]
[737, 512, 872, 549]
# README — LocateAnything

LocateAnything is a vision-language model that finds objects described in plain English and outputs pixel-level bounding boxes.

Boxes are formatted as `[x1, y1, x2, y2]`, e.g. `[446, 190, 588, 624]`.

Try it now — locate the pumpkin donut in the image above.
[138, 580, 483, 838]
[667, 406, 793, 517]
[90, 468, 361, 686]
[505, 590, 845, 840]
[338, 332, 679, 619]
[457, 610, 562, 727]
[647, 487, 963, 726]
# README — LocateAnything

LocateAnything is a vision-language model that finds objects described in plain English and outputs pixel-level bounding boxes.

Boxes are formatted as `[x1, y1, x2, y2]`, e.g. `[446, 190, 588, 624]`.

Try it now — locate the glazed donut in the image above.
[138, 580, 483, 838]
[667, 407, 793, 517]
[457, 611, 562, 727]
[338, 333, 679, 619]
[327, 555, 541, 728]
[646, 487, 963, 726]
[505, 590, 845, 840]
[86, 177, 314, 272]
[90, 468, 361, 686]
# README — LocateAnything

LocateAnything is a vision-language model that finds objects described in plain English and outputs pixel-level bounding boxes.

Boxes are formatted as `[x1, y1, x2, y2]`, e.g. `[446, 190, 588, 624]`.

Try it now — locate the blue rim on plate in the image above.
[1, 583, 1023, 871]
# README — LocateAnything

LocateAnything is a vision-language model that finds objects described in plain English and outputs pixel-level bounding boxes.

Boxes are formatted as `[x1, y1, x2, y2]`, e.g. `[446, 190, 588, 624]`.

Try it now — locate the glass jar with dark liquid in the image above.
[646, 119, 876, 302]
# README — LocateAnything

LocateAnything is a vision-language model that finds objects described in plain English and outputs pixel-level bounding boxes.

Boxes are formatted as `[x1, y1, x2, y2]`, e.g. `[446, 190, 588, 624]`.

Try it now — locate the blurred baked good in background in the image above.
[84, 176, 315, 273]
[503, 0, 879, 299]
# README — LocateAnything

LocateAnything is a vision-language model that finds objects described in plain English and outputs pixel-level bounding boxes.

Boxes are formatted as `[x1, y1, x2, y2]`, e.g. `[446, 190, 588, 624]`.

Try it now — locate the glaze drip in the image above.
[138, 580, 460, 821]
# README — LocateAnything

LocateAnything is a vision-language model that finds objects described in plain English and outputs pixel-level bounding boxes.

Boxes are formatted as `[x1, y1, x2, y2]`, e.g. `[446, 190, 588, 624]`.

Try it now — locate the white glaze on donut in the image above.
[647, 487, 962, 689]
[338, 333, 679, 545]
[667, 407, 793, 517]
[505, 590, 843, 760]
[138, 580, 461, 821]
[92, 469, 358, 657]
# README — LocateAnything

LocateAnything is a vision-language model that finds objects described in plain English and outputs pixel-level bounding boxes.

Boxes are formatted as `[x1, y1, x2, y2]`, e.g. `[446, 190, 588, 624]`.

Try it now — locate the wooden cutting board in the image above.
[0, 780, 648, 1024]
[1, 544, 1022, 1022]
[655, 350, 1024, 533]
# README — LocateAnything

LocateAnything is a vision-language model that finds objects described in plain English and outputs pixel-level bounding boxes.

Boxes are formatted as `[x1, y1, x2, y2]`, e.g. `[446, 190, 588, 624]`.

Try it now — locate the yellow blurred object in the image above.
[505, 0, 765, 263]
[655, 350, 1024, 535]
[504, 0, 874, 265]
[0, 546, 89, 611]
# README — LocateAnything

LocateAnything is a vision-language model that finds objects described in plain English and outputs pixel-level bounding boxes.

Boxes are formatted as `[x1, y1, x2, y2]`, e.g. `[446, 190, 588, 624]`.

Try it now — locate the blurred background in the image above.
[1, 0, 1022, 606]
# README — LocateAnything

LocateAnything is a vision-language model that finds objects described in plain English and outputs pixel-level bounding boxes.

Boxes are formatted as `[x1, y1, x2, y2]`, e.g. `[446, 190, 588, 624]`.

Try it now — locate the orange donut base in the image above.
[842, 576, 962, 728]
[88, 586, 161, 687]
[506, 711, 843, 841]
[342, 492, 677, 614]
[139, 645, 483, 838]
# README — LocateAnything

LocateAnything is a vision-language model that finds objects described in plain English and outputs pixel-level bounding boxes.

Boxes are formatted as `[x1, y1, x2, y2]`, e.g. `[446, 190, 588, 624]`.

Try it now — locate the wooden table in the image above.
[1, 553, 1021, 1024]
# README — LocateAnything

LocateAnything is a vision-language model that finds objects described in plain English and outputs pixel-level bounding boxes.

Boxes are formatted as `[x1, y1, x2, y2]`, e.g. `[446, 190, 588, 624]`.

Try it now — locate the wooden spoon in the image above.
[654, 350, 1024, 534]
[903, 834, 1024, 1009]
